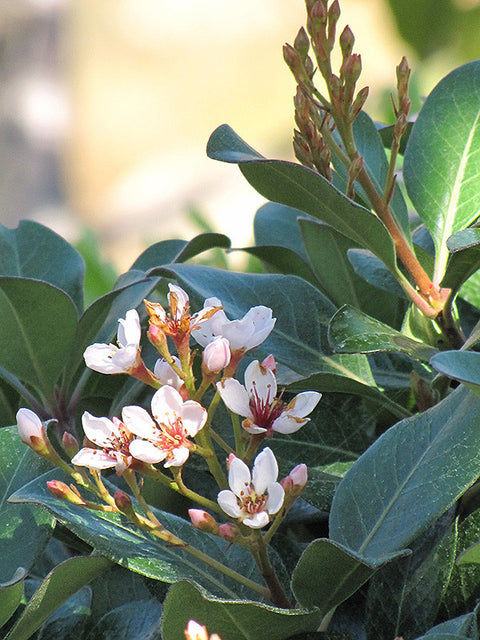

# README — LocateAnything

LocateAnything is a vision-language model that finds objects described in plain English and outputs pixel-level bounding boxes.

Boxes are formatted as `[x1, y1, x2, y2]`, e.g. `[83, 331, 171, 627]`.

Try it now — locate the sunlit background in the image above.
[1, 0, 479, 272]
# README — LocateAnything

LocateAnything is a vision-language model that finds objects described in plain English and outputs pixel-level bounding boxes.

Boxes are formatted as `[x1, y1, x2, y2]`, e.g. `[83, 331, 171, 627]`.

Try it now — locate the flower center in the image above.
[249, 383, 284, 430]
[105, 420, 133, 457]
[156, 418, 187, 453]
[237, 486, 267, 515]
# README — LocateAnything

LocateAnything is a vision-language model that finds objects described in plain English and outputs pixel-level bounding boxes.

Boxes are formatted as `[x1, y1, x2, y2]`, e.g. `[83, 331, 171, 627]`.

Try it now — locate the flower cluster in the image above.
[17, 283, 320, 540]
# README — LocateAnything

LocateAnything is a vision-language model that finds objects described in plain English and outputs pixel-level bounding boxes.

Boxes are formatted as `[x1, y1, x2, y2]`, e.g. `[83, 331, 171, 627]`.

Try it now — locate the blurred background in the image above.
[1, 0, 480, 274]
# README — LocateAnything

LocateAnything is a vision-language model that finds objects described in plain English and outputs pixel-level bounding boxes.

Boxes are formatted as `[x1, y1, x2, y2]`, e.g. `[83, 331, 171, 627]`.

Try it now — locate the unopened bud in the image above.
[283, 42, 302, 75]
[226, 453, 236, 470]
[326, 0, 340, 50]
[351, 86, 369, 120]
[261, 354, 277, 374]
[293, 27, 310, 61]
[114, 490, 133, 512]
[16, 408, 50, 455]
[47, 480, 87, 505]
[62, 432, 79, 459]
[147, 323, 168, 352]
[396, 56, 411, 94]
[339, 25, 354, 59]
[310, 1, 327, 25]
[188, 509, 219, 535]
[154, 356, 184, 391]
[218, 522, 240, 542]
[281, 464, 308, 499]
[202, 337, 231, 374]
[341, 54, 362, 85]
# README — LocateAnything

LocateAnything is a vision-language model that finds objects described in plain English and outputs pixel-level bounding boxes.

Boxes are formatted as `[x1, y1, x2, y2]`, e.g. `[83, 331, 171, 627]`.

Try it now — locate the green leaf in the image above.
[239, 245, 318, 285]
[404, 61, 480, 284]
[86, 599, 162, 640]
[0, 278, 78, 401]
[365, 511, 457, 640]
[156, 264, 377, 391]
[0, 220, 85, 313]
[291, 538, 403, 615]
[207, 125, 398, 274]
[377, 121, 413, 155]
[161, 580, 322, 640]
[430, 351, 480, 389]
[9, 470, 267, 601]
[35, 585, 91, 640]
[347, 249, 406, 297]
[443, 228, 480, 295]
[413, 606, 480, 640]
[329, 305, 438, 361]
[0, 569, 25, 628]
[459, 270, 480, 310]
[0, 427, 54, 584]
[254, 202, 312, 261]
[5, 555, 110, 640]
[329, 385, 480, 560]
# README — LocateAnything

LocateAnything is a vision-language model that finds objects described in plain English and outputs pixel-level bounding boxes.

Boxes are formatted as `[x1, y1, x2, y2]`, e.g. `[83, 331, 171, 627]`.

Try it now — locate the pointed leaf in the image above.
[430, 351, 480, 388]
[330, 385, 480, 560]
[404, 61, 480, 282]
[0, 277, 78, 400]
[0, 220, 85, 312]
[254, 202, 312, 261]
[413, 606, 479, 640]
[329, 305, 438, 361]
[161, 580, 322, 640]
[0, 427, 54, 584]
[207, 125, 398, 273]
[131, 235, 231, 272]
[5, 555, 111, 640]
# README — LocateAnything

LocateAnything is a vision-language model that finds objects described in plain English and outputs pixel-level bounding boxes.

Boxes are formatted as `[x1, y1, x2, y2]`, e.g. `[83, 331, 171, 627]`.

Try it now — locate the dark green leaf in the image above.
[254, 202, 312, 261]
[161, 580, 322, 640]
[330, 385, 480, 560]
[207, 125, 398, 274]
[413, 606, 479, 640]
[0, 427, 54, 584]
[5, 555, 110, 640]
[36, 586, 91, 640]
[347, 249, 405, 297]
[329, 305, 438, 361]
[86, 599, 162, 640]
[0, 220, 84, 313]
[430, 351, 480, 388]
[239, 245, 318, 285]
[404, 61, 480, 284]
[0, 278, 78, 401]
[443, 228, 480, 295]
[0, 569, 25, 628]
[377, 121, 414, 155]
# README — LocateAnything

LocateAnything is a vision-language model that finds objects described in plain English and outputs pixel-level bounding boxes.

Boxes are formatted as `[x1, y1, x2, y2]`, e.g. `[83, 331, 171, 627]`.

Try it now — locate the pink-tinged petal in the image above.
[122, 405, 157, 439]
[84, 343, 125, 374]
[252, 447, 278, 494]
[168, 284, 189, 319]
[153, 356, 184, 391]
[220, 317, 256, 351]
[202, 337, 231, 373]
[286, 391, 322, 418]
[191, 303, 227, 346]
[81, 412, 119, 447]
[180, 401, 208, 437]
[129, 439, 167, 464]
[265, 482, 285, 515]
[228, 457, 251, 498]
[16, 408, 43, 443]
[71, 448, 117, 469]
[242, 421, 267, 435]
[244, 360, 277, 404]
[164, 446, 190, 467]
[117, 309, 141, 348]
[151, 385, 183, 424]
[242, 511, 270, 529]
[217, 489, 242, 518]
[271, 414, 309, 434]
[241, 306, 275, 350]
[216, 378, 252, 418]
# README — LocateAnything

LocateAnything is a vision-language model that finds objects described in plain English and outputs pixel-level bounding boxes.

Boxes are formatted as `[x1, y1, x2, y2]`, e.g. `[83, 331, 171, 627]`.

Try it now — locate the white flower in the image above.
[71, 412, 134, 473]
[202, 337, 231, 373]
[217, 447, 284, 528]
[84, 309, 141, 374]
[217, 360, 321, 435]
[16, 408, 44, 445]
[185, 620, 221, 640]
[122, 385, 207, 467]
[191, 297, 275, 353]
[154, 355, 184, 391]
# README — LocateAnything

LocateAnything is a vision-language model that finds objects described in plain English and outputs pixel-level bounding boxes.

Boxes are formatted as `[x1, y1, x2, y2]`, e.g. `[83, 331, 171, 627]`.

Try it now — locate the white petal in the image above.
[164, 446, 190, 467]
[285, 391, 322, 418]
[266, 482, 285, 515]
[242, 421, 267, 435]
[243, 511, 270, 529]
[217, 490, 242, 518]
[271, 414, 309, 434]
[228, 457, 251, 498]
[168, 284, 189, 319]
[180, 401, 208, 437]
[81, 412, 118, 447]
[220, 317, 256, 351]
[16, 408, 43, 442]
[129, 439, 167, 464]
[244, 360, 277, 404]
[122, 405, 158, 439]
[153, 357, 183, 390]
[242, 307, 276, 350]
[117, 309, 141, 348]
[216, 378, 252, 418]
[110, 344, 138, 370]
[151, 385, 183, 424]
[252, 447, 278, 494]
[71, 448, 117, 469]
[83, 343, 125, 374]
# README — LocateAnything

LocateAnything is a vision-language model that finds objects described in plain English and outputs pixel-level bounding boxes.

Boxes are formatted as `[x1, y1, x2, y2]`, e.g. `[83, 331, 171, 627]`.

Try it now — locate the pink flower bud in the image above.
[114, 490, 133, 512]
[188, 509, 219, 534]
[202, 337, 231, 373]
[289, 463, 308, 489]
[62, 432, 79, 458]
[226, 453, 236, 470]
[261, 354, 277, 374]
[16, 408, 44, 445]
[218, 522, 239, 542]
[47, 481, 86, 505]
